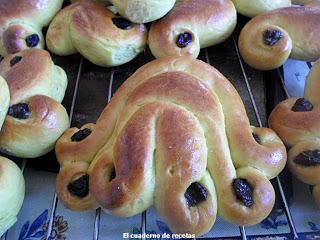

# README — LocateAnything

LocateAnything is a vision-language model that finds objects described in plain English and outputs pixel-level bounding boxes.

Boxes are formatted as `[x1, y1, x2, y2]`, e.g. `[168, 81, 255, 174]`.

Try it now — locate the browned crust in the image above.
[56, 56, 286, 234]
[0, 49, 51, 104]
[149, 0, 236, 58]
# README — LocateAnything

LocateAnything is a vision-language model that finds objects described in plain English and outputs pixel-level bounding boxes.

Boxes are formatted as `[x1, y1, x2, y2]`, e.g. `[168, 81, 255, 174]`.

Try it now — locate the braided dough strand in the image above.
[56, 57, 286, 235]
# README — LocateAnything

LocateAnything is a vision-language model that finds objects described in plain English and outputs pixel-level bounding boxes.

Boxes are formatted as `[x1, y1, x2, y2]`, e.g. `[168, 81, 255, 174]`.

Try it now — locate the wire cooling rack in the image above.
[1, 14, 320, 240]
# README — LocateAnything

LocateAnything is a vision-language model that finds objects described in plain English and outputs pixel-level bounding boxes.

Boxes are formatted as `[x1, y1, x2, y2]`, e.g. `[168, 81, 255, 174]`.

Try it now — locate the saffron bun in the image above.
[148, 0, 237, 59]
[0, 156, 25, 236]
[238, 1, 320, 70]
[0, 0, 63, 56]
[0, 49, 69, 158]
[55, 56, 286, 235]
[46, 0, 148, 67]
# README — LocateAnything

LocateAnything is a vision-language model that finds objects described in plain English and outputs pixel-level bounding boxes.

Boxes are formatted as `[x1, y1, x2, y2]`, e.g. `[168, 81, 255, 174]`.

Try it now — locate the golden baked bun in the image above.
[56, 56, 286, 235]
[238, 1, 320, 70]
[0, 0, 63, 56]
[0, 49, 69, 158]
[269, 59, 320, 206]
[0, 76, 9, 130]
[0, 156, 25, 236]
[109, 0, 176, 23]
[55, 123, 99, 211]
[148, 0, 237, 59]
[232, 0, 291, 17]
[46, 0, 148, 67]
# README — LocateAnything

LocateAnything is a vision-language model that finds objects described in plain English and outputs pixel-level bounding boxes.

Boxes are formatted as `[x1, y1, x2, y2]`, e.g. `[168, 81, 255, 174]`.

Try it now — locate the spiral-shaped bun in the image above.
[46, 0, 148, 67]
[0, 0, 63, 56]
[56, 56, 286, 235]
[0, 49, 69, 158]
[232, 0, 291, 17]
[148, 0, 237, 59]
[0, 156, 25, 236]
[269, 59, 320, 206]
[238, 1, 320, 70]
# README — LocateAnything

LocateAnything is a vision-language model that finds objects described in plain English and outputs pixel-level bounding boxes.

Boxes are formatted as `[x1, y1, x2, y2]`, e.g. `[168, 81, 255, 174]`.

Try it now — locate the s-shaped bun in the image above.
[269, 59, 320, 206]
[0, 49, 69, 158]
[46, 0, 148, 67]
[238, 1, 320, 70]
[149, 0, 237, 59]
[0, 0, 63, 56]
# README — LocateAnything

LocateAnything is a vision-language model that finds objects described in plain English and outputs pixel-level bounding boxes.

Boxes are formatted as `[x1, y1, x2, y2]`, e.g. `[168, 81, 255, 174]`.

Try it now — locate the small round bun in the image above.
[0, 0, 63, 56]
[238, 2, 320, 70]
[0, 76, 9, 130]
[110, 0, 176, 23]
[46, 0, 148, 67]
[148, 0, 237, 59]
[0, 156, 25, 236]
[232, 0, 291, 17]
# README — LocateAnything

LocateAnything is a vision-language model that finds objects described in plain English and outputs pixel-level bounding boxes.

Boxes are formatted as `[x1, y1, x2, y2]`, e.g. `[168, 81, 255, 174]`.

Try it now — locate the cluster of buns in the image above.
[55, 57, 287, 236]
[269, 59, 320, 206]
[0, 156, 25, 236]
[0, 49, 69, 158]
[0, 0, 63, 56]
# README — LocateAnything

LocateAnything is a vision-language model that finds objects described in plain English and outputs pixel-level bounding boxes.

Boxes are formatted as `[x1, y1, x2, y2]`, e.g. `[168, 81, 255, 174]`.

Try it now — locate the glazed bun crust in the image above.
[56, 57, 286, 235]
[0, 49, 67, 105]
[239, 2, 320, 70]
[46, 0, 148, 67]
[149, 0, 237, 59]
[0, 76, 9, 130]
[0, 95, 69, 158]
[0, 156, 25, 236]
[232, 0, 291, 17]
[0, 0, 63, 55]
[0, 49, 69, 158]
[269, 59, 320, 207]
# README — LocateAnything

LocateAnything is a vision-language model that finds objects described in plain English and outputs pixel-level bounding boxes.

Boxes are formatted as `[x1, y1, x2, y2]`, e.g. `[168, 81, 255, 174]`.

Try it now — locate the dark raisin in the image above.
[176, 32, 193, 48]
[185, 182, 208, 207]
[252, 132, 261, 144]
[112, 18, 132, 30]
[25, 34, 40, 48]
[10, 56, 22, 66]
[8, 103, 30, 119]
[71, 128, 92, 142]
[291, 98, 313, 112]
[294, 150, 320, 167]
[0, 55, 3, 63]
[233, 178, 254, 207]
[263, 29, 283, 46]
[110, 167, 116, 181]
[67, 174, 89, 198]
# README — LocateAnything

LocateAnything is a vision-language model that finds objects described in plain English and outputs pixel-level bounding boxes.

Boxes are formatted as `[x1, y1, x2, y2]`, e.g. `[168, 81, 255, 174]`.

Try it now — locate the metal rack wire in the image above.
[1, 34, 317, 240]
